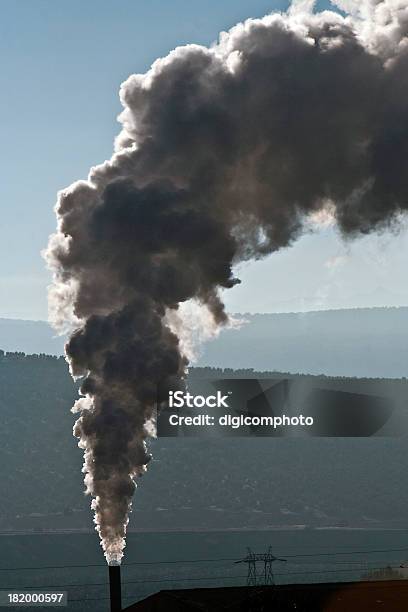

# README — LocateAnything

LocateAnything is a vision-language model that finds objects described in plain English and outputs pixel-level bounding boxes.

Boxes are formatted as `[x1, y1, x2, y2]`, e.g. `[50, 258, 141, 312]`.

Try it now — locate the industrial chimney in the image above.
[109, 564, 122, 612]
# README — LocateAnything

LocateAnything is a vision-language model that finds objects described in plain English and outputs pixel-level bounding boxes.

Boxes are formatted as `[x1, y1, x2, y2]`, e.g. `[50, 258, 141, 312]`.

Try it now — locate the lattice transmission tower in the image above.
[235, 546, 287, 586]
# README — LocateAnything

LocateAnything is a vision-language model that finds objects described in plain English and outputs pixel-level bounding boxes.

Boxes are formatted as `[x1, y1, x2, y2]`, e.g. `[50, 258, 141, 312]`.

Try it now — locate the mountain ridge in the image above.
[1, 306, 408, 378]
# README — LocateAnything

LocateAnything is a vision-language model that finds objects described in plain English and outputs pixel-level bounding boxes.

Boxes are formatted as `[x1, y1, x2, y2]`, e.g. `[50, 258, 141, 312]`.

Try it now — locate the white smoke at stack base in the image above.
[45, 0, 408, 564]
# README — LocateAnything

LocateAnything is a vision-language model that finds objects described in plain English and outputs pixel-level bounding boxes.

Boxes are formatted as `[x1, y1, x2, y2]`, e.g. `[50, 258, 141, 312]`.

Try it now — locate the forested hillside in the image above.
[1, 352, 408, 532]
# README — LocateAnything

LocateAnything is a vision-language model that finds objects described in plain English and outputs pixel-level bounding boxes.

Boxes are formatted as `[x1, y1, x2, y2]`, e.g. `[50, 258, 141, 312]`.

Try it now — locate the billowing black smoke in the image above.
[45, 0, 408, 563]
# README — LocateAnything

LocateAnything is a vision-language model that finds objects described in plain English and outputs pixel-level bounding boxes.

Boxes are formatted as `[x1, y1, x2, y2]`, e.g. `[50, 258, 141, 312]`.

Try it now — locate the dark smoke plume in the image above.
[45, 0, 408, 563]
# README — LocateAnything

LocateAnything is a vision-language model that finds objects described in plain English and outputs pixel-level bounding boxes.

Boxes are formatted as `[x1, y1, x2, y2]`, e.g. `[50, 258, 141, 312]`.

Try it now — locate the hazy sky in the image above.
[1, 0, 407, 320]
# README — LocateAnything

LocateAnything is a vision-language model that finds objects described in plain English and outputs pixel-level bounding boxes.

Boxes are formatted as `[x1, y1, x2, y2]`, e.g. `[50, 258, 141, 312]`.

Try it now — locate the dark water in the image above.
[1, 529, 408, 610]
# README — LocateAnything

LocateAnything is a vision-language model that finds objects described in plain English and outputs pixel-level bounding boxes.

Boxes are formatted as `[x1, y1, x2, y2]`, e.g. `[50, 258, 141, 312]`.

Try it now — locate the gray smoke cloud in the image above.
[45, 0, 408, 563]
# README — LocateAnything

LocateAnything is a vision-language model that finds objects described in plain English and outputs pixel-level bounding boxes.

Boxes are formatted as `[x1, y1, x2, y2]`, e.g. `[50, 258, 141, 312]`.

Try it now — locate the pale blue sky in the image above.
[1, 0, 407, 319]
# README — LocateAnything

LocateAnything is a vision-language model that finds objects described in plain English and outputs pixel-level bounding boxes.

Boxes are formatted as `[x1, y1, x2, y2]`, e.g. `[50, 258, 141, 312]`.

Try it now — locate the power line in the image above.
[3, 564, 408, 590]
[121, 566, 406, 584]
[1, 546, 408, 572]
[284, 548, 408, 559]
[0, 563, 104, 572]
[130, 547, 408, 561]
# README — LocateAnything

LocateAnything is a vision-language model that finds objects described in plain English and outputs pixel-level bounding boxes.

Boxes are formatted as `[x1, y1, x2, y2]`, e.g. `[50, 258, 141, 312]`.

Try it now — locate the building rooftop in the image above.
[124, 580, 408, 611]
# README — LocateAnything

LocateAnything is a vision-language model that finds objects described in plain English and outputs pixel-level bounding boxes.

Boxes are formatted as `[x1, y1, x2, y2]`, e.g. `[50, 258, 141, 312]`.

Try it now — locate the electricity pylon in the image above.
[235, 546, 287, 586]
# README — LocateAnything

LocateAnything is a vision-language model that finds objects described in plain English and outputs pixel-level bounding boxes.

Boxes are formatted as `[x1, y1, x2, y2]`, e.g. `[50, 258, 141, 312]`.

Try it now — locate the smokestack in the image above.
[109, 564, 122, 612]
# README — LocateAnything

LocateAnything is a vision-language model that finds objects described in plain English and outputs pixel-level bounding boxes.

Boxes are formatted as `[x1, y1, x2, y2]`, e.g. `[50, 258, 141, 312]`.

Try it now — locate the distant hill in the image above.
[1, 353, 408, 532]
[0, 318, 65, 356]
[1, 306, 408, 377]
[197, 307, 408, 378]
